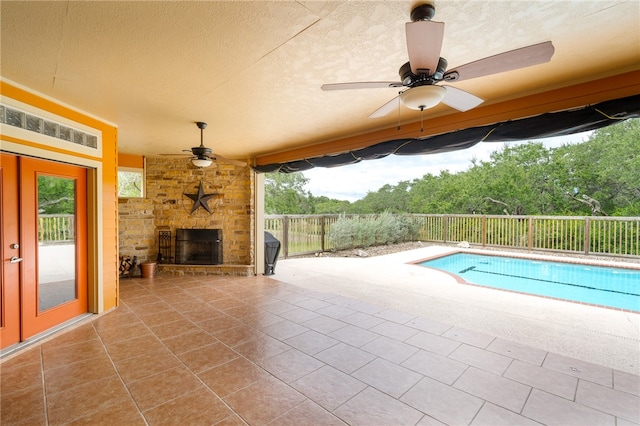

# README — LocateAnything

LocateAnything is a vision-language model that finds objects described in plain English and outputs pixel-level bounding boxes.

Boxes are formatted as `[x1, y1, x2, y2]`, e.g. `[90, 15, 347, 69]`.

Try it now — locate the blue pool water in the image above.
[419, 253, 640, 311]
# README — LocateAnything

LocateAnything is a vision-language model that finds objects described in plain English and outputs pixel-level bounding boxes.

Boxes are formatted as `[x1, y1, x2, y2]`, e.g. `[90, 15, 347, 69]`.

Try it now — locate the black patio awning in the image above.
[253, 94, 640, 173]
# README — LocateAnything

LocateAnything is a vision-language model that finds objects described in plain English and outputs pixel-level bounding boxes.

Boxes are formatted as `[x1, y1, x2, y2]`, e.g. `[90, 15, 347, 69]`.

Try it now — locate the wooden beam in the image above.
[255, 69, 640, 166]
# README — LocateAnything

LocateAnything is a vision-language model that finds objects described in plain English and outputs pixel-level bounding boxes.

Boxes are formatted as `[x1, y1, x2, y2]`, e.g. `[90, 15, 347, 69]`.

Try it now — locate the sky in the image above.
[302, 131, 593, 202]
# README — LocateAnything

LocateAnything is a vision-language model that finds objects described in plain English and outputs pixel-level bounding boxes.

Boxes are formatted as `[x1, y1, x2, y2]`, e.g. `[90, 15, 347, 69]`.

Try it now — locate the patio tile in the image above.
[504, 359, 578, 400]
[486, 337, 548, 365]
[43, 352, 116, 395]
[470, 402, 542, 426]
[405, 316, 451, 335]
[277, 307, 320, 323]
[375, 308, 416, 324]
[316, 304, 356, 319]
[415, 415, 447, 425]
[334, 387, 423, 426]
[197, 315, 244, 335]
[522, 388, 615, 426]
[369, 320, 420, 341]
[449, 344, 513, 375]
[261, 319, 309, 340]
[453, 366, 531, 412]
[65, 400, 145, 426]
[96, 320, 152, 345]
[291, 365, 367, 411]
[405, 331, 461, 356]
[161, 329, 220, 354]
[349, 301, 385, 315]
[126, 366, 204, 412]
[294, 298, 332, 311]
[46, 376, 132, 425]
[361, 335, 419, 364]
[301, 315, 348, 334]
[401, 349, 468, 385]
[103, 334, 166, 363]
[212, 324, 259, 347]
[442, 326, 494, 348]
[179, 305, 226, 323]
[352, 357, 423, 398]
[284, 330, 339, 355]
[233, 332, 291, 363]
[315, 343, 376, 374]
[269, 399, 346, 426]
[42, 338, 108, 370]
[113, 347, 182, 383]
[325, 295, 361, 308]
[401, 376, 483, 425]
[148, 318, 201, 340]
[177, 342, 239, 373]
[224, 376, 306, 425]
[261, 348, 325, 383]
[543, 352, 613, 387]
[614, 369, 640, 396]
[576, 379, 640, 422]
[0, 384, 46, 425]
[198, 357, 270, 397]
[340, 311, 386, 329]
[0, 354, 44, 391]
[143, 387, 232, 425]
[328, 324, 379, 347]
[261, 299, 298, 315]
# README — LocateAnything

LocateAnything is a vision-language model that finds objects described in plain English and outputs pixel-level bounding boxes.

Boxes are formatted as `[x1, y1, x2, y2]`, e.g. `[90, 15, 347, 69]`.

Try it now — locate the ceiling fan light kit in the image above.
[400, 85, 446, 110]
[192, 157, 213, 168]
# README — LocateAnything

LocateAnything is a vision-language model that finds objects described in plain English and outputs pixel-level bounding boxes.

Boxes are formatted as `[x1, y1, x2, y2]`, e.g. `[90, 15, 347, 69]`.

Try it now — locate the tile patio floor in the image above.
[1, 271, 639, 425]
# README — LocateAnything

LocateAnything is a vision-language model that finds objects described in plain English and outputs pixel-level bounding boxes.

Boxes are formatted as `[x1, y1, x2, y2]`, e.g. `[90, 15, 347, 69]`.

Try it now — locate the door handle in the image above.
[10, 256, 23, 264]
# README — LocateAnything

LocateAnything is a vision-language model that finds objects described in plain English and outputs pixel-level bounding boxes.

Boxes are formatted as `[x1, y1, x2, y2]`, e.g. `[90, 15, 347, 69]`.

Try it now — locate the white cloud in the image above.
[303, 132, 592, 202]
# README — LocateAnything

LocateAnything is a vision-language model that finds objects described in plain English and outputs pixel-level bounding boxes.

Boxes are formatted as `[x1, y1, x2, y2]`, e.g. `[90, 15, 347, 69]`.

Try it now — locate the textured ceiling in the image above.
[2, 1, 639, 166]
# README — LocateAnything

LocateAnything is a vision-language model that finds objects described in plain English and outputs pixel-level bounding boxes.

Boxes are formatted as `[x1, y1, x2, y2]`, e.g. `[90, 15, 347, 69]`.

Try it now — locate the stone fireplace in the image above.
[175, 229, 223, 265]
[118, 157, 256, 276]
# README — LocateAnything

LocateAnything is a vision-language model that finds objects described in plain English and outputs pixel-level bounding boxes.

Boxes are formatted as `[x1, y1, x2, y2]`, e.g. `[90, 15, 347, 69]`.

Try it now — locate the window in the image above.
[118, 168, 144, 198]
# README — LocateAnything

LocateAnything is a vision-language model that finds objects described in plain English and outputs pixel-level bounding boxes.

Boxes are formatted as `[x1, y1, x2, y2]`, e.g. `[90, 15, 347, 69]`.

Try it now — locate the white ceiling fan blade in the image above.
[369, 95, 401, 118]
[441, 86, 484, 112]
[321, 82, 402, 91]
[444, 41, 555, 82]
[406, 20, 445, 75]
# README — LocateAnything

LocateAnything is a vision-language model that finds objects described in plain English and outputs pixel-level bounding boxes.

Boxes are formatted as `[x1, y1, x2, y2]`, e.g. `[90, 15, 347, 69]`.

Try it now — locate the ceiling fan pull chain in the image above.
[420, 107, 424, 132]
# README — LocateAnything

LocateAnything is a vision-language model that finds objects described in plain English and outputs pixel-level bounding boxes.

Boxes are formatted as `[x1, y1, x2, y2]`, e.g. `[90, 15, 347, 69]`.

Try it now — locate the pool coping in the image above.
[409, 249, 640, 314]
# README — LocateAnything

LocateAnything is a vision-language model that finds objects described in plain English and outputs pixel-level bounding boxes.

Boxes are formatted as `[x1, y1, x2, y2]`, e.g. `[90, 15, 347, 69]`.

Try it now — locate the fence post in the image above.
[282, 216, 289, 259]
[528, 217, 533, 251]
[443, 216, 449, 243]
[321, 216, 326, 252]
[584, 217, 590, 255]
[481, 216, 487, 247]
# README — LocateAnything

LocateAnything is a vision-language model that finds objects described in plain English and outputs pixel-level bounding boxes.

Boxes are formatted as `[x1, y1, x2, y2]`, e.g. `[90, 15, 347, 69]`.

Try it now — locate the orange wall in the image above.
[118, 153, 144, 168]
[1, 81, 119, 311]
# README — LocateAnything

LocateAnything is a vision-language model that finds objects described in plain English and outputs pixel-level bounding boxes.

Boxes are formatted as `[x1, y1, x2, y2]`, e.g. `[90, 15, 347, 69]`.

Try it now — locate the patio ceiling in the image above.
[2, 1, 639, 167]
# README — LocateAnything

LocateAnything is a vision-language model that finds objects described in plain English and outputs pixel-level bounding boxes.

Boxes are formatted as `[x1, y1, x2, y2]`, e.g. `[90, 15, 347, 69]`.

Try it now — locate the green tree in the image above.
[264, 172, 313, 214]
[38, 175, 76, 214]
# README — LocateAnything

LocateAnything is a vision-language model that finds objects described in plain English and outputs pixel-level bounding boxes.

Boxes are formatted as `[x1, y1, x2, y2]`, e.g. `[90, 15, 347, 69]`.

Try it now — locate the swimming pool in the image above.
[418, 253, 640, 312]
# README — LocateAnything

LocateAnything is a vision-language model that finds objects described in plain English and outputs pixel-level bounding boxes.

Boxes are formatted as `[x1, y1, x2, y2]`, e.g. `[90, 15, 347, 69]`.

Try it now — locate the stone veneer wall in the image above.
[118, 197, 155, 264]
[118, 157, 255, 276]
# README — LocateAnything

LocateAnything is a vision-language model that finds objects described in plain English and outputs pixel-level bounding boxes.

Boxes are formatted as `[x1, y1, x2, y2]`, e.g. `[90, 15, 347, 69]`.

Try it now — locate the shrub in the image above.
[328, 213, 420, 250]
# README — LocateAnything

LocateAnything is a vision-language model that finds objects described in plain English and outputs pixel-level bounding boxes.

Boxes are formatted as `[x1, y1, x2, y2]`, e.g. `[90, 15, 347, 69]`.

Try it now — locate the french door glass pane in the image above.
[37, 175, 77, 311]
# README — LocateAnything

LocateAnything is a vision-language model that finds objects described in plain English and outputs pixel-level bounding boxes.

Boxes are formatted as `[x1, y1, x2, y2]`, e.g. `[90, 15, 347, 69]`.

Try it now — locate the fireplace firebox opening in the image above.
[175, 229, 222, 265]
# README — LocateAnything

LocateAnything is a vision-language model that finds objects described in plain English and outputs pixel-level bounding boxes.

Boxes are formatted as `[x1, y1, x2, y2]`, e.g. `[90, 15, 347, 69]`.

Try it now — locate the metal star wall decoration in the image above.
[184, 181, 218, 214]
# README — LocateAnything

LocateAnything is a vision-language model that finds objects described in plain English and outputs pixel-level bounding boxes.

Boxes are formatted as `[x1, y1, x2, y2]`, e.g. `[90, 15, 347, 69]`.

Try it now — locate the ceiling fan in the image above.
[168, 121, 246, 167]
[321, 3, 554, 118]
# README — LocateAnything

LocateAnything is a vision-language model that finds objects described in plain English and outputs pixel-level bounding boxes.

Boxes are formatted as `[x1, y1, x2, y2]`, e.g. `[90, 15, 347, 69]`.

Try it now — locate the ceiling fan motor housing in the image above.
[410, 3, 435, 21]
[400, 57, 448, 86]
